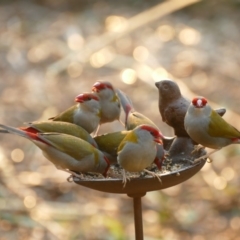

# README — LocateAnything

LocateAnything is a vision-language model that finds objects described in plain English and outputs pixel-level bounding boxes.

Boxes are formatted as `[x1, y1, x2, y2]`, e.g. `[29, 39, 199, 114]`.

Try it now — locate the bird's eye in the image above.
[84, 97, 91, 101]
[163, 84, 169, 91]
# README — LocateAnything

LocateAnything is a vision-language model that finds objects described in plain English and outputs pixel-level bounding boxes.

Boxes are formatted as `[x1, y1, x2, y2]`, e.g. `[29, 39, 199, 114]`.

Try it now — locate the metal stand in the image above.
[128, 192, 146, 240]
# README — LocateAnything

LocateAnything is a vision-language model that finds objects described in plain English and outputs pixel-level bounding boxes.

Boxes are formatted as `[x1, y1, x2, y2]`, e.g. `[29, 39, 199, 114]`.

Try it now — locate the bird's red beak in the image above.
[154, 131, 163, 144]
[154, 138, 163, 145]
[92, 82, 105, 92]
[75, 94, 84, 103]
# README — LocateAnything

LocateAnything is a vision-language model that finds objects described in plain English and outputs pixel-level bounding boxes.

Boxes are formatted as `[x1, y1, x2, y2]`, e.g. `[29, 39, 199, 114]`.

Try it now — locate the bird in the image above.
[0, 123, 110, 177]
[92, 81, 122, 135]
[155, 80, 226, 137]
[117, 124, 163, 187]
[116, 89, 159, 131]
[184, 96, 240, 162]
[116, 89, 165, 169]
[49, 92, 101, 134]
[0, 121, 98, 148]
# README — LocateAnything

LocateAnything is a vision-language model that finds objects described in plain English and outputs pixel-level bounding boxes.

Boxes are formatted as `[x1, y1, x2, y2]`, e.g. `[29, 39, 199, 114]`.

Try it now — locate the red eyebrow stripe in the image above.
[90, 94, 100, 101]
[92, 82, 113, 90]
[75, 93, 99, 102]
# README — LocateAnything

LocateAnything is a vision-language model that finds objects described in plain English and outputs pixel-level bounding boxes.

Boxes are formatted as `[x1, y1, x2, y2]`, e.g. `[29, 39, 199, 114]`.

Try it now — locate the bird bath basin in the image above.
[73, 160, 205, 195]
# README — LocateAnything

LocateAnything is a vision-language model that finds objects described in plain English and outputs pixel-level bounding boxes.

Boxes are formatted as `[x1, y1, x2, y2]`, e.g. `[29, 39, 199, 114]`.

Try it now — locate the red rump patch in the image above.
[21, 129, 50, 145]
[19, 126, 39, 134]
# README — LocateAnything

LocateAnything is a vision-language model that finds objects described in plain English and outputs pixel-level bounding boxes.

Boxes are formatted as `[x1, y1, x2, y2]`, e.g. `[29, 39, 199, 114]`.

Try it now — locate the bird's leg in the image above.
[191, 144, 205, 154]
[122, 169, 131, 188]
[143, 169, 162, 184]
[119, 119, 125, 127]
[93, 124, 100, 137]
[193, 148, 221, 164]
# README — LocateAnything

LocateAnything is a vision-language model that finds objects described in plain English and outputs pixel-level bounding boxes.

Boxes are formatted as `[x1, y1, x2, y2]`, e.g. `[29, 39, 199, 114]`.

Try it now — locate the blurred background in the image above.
[1, 0, 240, 239]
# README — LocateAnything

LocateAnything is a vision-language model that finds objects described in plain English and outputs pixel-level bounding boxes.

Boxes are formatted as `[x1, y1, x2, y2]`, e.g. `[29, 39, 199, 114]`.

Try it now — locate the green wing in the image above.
[39, 133, 95, 160]
[94, 131, 129, 155]
[208, 110, 240, 138]
[49, 105, 76, 122]
[30, 121, 96, 144]
[127, 112, 159, 130]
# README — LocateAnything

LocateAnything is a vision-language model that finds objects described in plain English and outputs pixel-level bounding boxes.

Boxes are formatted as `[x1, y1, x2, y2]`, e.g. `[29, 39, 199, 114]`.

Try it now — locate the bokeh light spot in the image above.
[90, 47, 115, 68]
[213, 176, 227, 190]
[133, 46, 149, 62]
[24, 196, 37, 209]
[11, 148, 24, 162]
[67, 33, 84, 51]
[121, 68, 137, 84]
[152, 67, 169, 82]
[221, 167, 235, 181]
[178, 27, 201, 45]
[67, 62, 82, 78]
[105, 16, 127, 32]
[230, 217, 240, 230]
[156, 25, 175, 42]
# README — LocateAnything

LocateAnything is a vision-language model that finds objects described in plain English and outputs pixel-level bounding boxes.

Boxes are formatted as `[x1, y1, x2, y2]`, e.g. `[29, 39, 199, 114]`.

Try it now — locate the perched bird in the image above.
[49, 92, 101, 134]
[116, 89, 159, 131]
[0, 121, 98, 148]
[116, 89, 165, 169]
[94, 130, 165, 168]
[184, 96, 240, 162]
[0, 124, 110, 177]
[92, 81, 121, 133]
[155, 80, 226, 137]
[117, 124, 163, 187]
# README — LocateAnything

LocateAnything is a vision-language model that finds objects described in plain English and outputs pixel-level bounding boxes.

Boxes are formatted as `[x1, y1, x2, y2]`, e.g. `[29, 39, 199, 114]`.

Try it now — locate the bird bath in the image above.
[73, 137, 207, 240]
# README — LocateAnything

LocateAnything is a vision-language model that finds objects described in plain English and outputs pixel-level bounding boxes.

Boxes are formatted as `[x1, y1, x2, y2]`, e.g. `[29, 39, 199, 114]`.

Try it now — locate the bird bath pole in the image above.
[128, 192, 146, 240]
[74, 159, 206, 240]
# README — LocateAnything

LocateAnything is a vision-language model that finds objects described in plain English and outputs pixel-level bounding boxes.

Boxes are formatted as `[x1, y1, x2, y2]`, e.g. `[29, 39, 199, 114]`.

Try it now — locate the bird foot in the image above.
[143, 169, 162, 184]
[207, 158, 213, 163]
[193, 155, 208, 164]
[193, 148, 220, 164]
[67, 171, 84, 182]
[92, 124, 100, 137]
[122, 170, 131, 188]
[119, 119, 125, 127]
[56, 167, 83, 181]
[191, 145, 205, 154]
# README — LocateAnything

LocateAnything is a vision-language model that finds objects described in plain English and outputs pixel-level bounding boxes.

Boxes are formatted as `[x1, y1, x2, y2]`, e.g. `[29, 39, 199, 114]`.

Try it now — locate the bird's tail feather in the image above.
[0, 129, 9, 133]
[0, 124, 30, 138]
